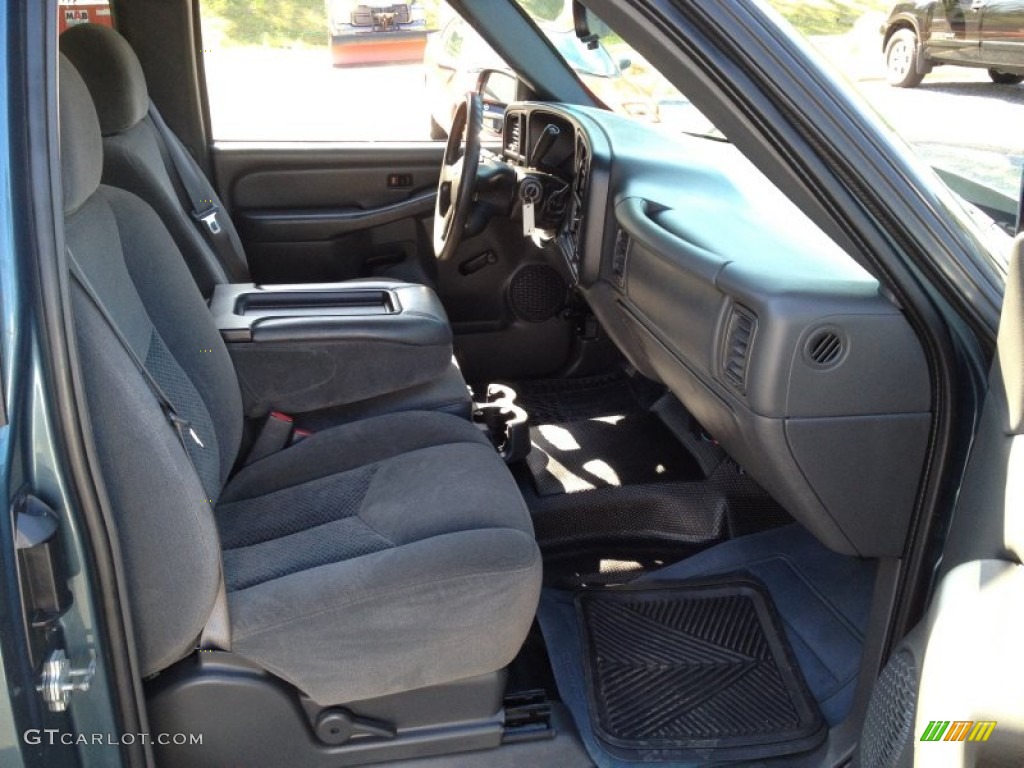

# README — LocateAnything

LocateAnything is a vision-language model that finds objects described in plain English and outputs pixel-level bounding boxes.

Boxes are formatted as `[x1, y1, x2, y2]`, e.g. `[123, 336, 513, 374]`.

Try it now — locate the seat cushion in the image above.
[216, 411, 542, 704]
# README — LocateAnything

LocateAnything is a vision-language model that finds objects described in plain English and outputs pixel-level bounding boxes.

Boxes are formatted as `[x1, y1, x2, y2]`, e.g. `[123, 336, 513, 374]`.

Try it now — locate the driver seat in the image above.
[60, 22, 472, 427]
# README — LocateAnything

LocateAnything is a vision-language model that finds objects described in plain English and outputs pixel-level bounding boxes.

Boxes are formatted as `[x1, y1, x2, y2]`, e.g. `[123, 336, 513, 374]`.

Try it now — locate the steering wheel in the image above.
[434, 92, 482, 260]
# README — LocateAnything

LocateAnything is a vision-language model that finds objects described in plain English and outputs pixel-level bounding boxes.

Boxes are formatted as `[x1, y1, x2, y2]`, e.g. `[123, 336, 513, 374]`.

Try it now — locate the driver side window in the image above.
[198, 0, 511, 142]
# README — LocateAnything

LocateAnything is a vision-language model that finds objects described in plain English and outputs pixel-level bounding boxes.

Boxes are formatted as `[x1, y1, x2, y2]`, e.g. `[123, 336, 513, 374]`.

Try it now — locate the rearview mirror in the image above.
[475, 69, 518, 136]
[572, 1, 600, 49]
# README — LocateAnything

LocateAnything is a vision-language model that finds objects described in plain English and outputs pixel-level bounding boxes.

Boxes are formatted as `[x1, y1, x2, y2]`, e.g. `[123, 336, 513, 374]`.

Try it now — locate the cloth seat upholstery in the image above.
[60, 22, 472, 426]
[59, 54, 542, 706]
[218, 411, 539, 703]
[61, 22, 248, 294]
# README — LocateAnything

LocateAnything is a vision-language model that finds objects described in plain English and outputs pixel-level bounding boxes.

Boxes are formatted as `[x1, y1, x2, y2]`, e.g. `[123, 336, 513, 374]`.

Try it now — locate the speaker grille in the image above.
[858, 650, 916, 768]
[508, 265, 567, 323]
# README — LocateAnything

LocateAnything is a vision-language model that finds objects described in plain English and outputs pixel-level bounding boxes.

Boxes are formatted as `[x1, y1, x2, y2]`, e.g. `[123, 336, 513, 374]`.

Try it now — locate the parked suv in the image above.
[882, 0, 1024, 87]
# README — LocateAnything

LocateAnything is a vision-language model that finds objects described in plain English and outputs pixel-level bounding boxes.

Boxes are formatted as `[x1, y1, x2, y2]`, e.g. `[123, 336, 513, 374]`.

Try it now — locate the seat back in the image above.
[60, 23, 250, 296]
[60, 55, 243, 675]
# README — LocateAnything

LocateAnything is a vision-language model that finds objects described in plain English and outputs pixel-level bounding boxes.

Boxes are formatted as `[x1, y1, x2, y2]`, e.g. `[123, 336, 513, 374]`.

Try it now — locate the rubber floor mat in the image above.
[509, 373, 663, 423]
[576, 578, 825, 763]
[527, 413, 703, 496]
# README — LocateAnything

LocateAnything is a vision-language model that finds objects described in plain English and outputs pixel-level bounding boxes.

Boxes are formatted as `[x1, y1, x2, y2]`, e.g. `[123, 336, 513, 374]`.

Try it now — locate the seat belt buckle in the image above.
[193, 204, 222, 235]
[290, 428, 313, 446]
[244, 411, 295, 466]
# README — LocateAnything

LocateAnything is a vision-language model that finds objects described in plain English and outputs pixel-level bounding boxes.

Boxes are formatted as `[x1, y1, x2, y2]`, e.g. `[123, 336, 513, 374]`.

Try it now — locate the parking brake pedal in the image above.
[502, 690, 554, 744]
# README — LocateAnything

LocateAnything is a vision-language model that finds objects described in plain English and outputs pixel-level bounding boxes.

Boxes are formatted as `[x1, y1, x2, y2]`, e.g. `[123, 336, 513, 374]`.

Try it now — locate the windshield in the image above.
[512, 0, 1018, 260]
[513, 0, 721, 136]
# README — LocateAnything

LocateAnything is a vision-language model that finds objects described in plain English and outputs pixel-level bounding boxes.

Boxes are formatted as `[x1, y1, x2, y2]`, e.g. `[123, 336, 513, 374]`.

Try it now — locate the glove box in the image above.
[210, 281, 454, 418]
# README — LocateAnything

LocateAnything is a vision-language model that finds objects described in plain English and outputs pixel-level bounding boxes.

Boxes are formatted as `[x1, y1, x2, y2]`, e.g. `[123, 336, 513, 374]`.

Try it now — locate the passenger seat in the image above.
[59, 51, 541, 711]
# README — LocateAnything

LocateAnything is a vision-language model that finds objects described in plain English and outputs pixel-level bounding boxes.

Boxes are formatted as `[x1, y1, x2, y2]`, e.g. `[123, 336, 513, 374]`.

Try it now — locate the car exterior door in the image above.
[926, 0, 985, 63]
[979, 0, 1024, 69]
[858, 236, 1024, 767]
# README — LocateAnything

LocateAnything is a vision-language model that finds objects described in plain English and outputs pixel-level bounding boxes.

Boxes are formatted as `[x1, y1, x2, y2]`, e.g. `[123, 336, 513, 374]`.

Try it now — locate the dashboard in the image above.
[503, 109, 593, 278]
[502, 103, 932, 558]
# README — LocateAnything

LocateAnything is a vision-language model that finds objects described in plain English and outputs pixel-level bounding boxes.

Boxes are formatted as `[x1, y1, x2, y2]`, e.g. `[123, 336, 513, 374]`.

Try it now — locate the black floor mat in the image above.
[509, 372, 663, 424]
[576, 578, 825, 762]
[530, 477, 728, 556]
[527, 413, 704, 496]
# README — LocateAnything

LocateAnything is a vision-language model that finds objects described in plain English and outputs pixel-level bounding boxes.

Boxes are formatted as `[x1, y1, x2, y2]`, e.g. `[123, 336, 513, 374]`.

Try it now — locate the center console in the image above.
[210, 281, 457, 418]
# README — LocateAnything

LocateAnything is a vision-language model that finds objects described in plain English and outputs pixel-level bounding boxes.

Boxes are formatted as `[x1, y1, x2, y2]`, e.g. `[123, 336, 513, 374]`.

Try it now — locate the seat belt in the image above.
[146, 104, 246, 278]
[67, 247, 231, 650]
[243, 411, 295, 467]
[67, 248, 206, 458]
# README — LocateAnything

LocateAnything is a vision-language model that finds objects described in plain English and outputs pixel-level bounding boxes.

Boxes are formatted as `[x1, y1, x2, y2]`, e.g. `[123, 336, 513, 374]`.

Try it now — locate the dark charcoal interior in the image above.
[472, 370, 877, 766]
[51, 17, 925, 768]
[494, 373, 793, 582]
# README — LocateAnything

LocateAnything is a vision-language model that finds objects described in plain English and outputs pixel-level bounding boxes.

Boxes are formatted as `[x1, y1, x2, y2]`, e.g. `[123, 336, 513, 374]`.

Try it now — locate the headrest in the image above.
[60, 24, 149, 136]
[59, 55, 104, 215]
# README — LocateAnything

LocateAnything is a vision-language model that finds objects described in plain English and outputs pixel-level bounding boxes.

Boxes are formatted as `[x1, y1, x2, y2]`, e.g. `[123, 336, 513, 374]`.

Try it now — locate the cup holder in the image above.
[473, 384, 530, 464]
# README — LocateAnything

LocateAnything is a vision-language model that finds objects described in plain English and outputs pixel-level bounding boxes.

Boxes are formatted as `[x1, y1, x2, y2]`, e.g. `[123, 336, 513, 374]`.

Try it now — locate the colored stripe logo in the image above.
[920, 720, 997, 742]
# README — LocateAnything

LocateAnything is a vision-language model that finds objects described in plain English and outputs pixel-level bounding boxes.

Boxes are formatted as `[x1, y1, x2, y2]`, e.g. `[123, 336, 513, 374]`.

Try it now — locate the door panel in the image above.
[217, 147, 443, 211]
[856, 236, 1024, 767]
[211, 144, 444, 284]
[980, 0, 1024, 69]
[926, 0, 984, 63]
[235, 189, 436, 240]
[435, 217, 577, 381]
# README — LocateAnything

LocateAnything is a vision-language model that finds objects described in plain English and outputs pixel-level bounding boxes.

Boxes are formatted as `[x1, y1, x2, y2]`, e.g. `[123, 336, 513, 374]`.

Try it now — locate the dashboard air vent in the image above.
[575, 141, 589, 191]
[805, 328, 844, 368]
[506, 114, 522, 158]
[722, 306, 757, 394]
[612, 228, 631, 287]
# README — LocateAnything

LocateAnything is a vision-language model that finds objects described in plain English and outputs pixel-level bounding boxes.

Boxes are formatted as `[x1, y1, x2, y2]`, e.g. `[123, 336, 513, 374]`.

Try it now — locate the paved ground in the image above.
[858, 74, 1024, 195]
[813, 34, 1024, 195]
